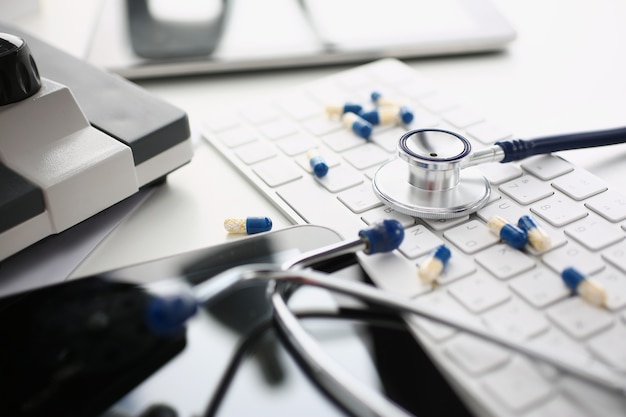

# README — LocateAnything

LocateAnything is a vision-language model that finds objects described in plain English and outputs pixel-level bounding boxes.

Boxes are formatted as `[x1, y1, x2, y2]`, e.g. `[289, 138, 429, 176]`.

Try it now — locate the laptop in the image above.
[86, 0, 516, 80]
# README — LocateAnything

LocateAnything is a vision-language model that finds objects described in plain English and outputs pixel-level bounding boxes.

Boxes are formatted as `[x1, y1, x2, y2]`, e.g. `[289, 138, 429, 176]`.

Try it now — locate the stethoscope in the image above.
[146, 220, 626, 417]
[372, 126, 626, 219]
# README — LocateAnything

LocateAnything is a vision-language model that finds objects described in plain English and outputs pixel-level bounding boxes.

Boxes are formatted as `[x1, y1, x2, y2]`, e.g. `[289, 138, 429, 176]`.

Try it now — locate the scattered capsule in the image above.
[224, 216, 273, 234]
[307, 149, 329, 178]
[371, 91, 400, 107]
[487, 215, 528, 249]
[517, 215, 552, 251]
[418, 244, 451, 284]
[342, 112, 372, 139]
[360, 105, 414, 125]
[325, 102, 363, 118]
[561, 267, 607, 307]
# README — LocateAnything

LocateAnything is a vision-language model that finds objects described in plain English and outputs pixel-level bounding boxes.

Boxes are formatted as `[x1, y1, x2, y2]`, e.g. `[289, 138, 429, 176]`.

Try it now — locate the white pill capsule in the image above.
[418, 244, 451, 283]
[342, 112, 372, 139]
[487, 215, 528, 249]
[561, 267, 607, 307]
[517, 215, 551, 251]
[360, 105, 414, 125]
[224, 217, 273, 234]
[325, 103, 363, 118]
[307, 149, 329, 178]
[371, 91, 399, 107]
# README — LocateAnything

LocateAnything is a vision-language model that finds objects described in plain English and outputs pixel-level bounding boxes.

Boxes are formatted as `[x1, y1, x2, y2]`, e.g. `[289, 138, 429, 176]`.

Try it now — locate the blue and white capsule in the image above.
[561, 267, 607, 307]
[342, 112, 372, 139]
[360, 105, 414, 125]
[418, 244, 451, 283]
[371, 91, 399, 107]
[517, 215, 552, 251]
[487, 215, 528, 249]
[224, 216, 273, 234]
[307, 149, 329, 178]
[325, 102, 363, 118]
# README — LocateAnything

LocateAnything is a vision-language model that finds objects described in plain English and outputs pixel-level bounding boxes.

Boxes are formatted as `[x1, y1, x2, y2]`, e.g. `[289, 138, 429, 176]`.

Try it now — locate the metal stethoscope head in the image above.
[373, 126, 626, 219]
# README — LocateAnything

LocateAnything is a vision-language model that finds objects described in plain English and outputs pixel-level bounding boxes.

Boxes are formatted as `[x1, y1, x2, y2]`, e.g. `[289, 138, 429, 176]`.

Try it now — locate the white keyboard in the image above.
[201, 59, 626, 417]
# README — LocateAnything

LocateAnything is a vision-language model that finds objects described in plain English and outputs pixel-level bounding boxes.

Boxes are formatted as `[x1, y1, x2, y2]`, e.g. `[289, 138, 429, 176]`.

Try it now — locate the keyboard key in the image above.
[547, 297, 614, 339]
[499, 175, 554, 205]
[275, 93, 321, 121]
[592, 266, 626, 311]
[587, 323, 626, 371]
[322, 129, 369, 152]
[530, 194, 588, 227]
[274, 132, 319, 156]
[483, 356, 554, 412]
[314, 164, 363, 192]
[444, 220, 500, 254]
[399, 224, 444, 259]
[482, 298, 550, 340]
[564, 215, 624, 251]
[409, 291, 468, 341]
[542, 242, 605, 276]
[360, 206, 416, 228]
[477, 198, 528, 224]
[252, 157, 302, 187]
[465, 121, 513, 145]
[234, 141, 277, 165]
[521, 154, 574, 180]
[342, 143, 391, 170]
[423, 215, 470, 231]
[444, 334, 511, 375]
[475, 244, 536, 280]
[337, 183, 383, 214]
[215, 126, 258, 148]
[371, 127, 408, 152]
[551, 170, 608, 200]
[258, 118, 300, 140]
[602, 240, 626, 274]
[477, 163, 523, 185]
[420, 92, 459, 113]
[432, 250, 476, 285]
[448, 273, 510, 313]
[277, 177, 367, 239]
[301, 115, 343, 136]
[442, 106, 484, 128]
[509, 267, 570, 308]
[585, 189, 626, 222]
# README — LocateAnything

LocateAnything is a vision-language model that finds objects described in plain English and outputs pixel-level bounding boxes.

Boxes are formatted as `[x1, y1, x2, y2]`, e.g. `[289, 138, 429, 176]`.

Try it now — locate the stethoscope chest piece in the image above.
[372, 129, 491, 219]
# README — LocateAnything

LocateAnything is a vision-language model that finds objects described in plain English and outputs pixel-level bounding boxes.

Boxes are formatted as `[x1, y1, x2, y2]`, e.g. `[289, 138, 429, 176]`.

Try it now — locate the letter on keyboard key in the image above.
[475, 244, 536, 279]
[542, 242, 605, 276]
[399, 224, 443, 259]
[521, 154, 574, 180]
[552, 170, 608, 200]
[585, 189, 626, 222]
[361, 206, 415, 228]
[564, 215, 624, 250]
[530, 194, 589, 227]
[499, 175, 554, 205]
[443, 220, 499, 254]
[483, 356, 554, 412]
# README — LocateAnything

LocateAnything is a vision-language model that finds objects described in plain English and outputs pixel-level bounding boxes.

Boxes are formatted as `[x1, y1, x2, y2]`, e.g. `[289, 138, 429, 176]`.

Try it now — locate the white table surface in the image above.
[11, 0, 626, 276]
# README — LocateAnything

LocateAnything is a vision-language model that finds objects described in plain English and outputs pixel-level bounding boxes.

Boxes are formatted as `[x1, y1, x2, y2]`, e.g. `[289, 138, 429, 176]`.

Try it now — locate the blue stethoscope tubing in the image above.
[495, 125, 626, 162]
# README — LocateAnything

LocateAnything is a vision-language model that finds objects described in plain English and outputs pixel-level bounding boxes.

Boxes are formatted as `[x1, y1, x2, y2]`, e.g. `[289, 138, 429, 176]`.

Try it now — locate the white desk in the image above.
[12, 0, 626, 276]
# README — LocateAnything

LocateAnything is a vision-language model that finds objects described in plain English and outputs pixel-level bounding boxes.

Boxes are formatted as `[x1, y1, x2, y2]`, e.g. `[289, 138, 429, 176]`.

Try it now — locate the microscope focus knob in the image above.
[0, 32, 42, 106]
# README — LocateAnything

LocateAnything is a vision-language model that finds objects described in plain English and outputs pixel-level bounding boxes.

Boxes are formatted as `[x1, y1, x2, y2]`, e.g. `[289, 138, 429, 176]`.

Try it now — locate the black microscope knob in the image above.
[0, 32, 42, 105]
